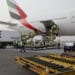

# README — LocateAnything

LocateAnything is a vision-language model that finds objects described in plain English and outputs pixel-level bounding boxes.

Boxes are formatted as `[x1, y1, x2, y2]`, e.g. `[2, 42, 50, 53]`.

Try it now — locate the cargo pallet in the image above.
[15, 54, 75, 75]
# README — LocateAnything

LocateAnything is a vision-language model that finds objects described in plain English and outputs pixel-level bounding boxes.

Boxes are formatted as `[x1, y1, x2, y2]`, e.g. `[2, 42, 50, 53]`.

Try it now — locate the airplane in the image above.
[6, 0, 41, 32]
[6, 0, 75, 47]
[6, 0, 75, 35]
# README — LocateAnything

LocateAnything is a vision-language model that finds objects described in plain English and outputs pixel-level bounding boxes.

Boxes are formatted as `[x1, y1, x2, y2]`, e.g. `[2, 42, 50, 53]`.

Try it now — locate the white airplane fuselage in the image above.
[53, 12, 75, 35]
[9, 11, 75, 35]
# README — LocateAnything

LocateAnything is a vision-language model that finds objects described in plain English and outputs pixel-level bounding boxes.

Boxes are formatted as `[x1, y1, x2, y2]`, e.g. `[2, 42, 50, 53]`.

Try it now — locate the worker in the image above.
[57, 38, 60, 49]
[13, 40, 17, 49]
[22, 41, 26, 52]
[18, 40, 25, 52]
[57, 41, 60, 49]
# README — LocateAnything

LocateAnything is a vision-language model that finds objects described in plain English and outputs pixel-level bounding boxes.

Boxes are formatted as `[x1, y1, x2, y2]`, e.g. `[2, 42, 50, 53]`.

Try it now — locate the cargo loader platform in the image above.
[16, 54, 75, 75]
[36, 55, 75, 70]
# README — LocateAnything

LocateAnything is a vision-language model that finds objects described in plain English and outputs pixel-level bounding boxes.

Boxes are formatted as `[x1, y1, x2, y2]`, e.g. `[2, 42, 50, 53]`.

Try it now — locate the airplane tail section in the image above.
[7, 0, 41, 32]
[7, 0, 27, 19]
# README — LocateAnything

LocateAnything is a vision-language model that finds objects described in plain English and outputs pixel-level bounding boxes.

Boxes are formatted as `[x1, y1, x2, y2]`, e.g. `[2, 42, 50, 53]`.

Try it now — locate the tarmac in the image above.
[0, 48, 64, 75]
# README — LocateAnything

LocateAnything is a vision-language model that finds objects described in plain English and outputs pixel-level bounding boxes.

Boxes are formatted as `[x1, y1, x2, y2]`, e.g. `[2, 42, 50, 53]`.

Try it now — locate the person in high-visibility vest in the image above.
[18, 40, 25, 52]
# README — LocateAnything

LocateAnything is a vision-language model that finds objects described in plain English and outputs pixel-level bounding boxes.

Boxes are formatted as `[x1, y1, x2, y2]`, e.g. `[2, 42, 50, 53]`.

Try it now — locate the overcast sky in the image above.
[0, 0, 75, 21]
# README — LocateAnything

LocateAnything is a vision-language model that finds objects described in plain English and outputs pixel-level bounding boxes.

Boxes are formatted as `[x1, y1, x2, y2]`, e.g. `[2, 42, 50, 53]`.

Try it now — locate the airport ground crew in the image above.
[57, 39, 60, 49]
[13, 40, 17, 49]
[58, 42, 60, 49]
[18, 40, 25, 52]
[22, 41, 26, 52]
